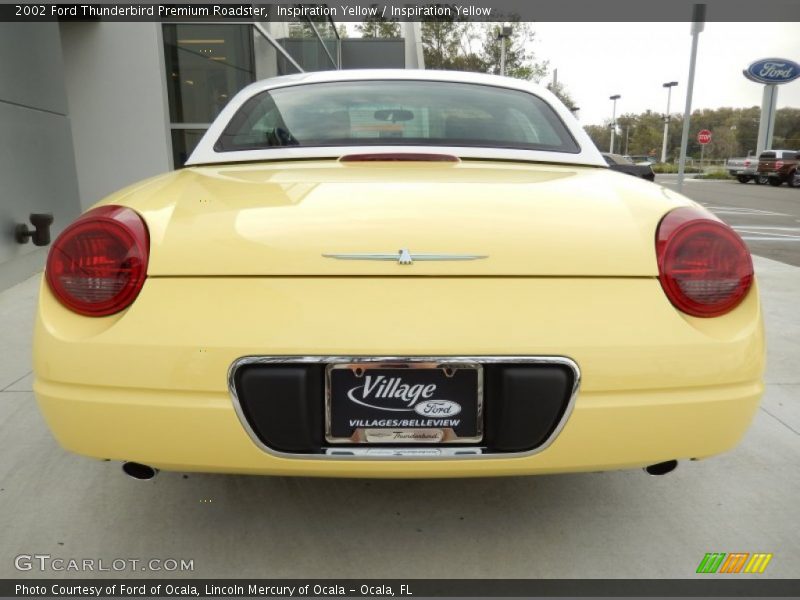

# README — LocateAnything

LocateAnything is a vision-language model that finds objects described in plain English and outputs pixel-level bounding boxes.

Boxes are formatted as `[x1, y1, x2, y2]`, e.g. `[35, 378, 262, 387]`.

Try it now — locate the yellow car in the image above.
[34, 70, 764, 479]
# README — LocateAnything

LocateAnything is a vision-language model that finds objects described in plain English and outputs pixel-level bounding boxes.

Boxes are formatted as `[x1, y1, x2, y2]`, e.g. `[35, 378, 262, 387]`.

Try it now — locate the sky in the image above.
[345, 21, 799, 126]
[530, 22, 800, 125]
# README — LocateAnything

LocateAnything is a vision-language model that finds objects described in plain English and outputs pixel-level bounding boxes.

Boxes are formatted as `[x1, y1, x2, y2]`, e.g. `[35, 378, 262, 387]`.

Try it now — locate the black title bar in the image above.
[3, 579, 800, 598]
[2, 0, 800, 22]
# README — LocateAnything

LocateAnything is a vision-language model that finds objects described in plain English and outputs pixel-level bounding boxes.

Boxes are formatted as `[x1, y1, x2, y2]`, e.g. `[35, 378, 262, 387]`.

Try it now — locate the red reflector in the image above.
[656, 207, 753, 318]
[46, 205, 149, 317]
[339, 153, 460, 162]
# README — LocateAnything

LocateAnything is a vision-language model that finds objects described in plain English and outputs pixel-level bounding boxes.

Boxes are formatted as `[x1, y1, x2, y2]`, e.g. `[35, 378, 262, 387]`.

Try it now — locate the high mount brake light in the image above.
[45, 205, 149, 317]
[656, 207, 753, 318]
[339, 153, 460, 162]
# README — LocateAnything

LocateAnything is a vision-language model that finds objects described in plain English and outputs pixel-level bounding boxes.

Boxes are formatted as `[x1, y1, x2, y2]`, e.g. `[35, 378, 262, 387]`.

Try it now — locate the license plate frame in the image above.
[325, 361, 483, 445]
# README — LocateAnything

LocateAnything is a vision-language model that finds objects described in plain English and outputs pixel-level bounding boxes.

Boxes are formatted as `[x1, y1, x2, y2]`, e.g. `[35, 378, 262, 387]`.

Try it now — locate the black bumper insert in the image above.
[231, 359, 577, 455]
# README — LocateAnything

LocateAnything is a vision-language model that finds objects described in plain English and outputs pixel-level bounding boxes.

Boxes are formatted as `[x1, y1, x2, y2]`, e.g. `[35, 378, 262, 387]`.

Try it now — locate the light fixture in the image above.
[177, 39, 225, 45]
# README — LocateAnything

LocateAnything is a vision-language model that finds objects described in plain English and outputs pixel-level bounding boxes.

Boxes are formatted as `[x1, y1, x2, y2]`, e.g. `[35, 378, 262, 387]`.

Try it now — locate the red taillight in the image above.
[656, 207, 753, 318]
[775, 160, 784, 169]
[46, 205, 149, 317]
[744, 159, 751, 167]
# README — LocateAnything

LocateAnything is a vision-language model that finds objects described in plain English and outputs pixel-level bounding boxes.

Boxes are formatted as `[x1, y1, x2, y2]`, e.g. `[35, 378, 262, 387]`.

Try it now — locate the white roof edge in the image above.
[185, 69, 606, 168]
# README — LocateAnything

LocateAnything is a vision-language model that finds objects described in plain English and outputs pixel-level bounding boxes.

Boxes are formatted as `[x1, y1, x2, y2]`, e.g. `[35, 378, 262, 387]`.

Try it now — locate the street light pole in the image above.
[609, 94, 620, 153]
[677, 4, 705, 192]
[500, 36, 506, 76]
[661, 81, 678, 163]
[497, 25, 512, 76]
[625, 126, 629, 156]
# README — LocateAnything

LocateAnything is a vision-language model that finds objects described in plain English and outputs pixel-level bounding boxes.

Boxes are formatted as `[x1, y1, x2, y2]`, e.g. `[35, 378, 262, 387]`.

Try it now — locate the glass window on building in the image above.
[280, 20, 338, 73]
[163, 24, 256, 166]
[170, 129, 208, 170]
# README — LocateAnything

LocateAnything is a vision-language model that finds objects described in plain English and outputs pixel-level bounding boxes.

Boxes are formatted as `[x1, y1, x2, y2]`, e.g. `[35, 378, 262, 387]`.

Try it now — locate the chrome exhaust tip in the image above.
[644, 460, 678, 476]
[122, 462, 158, 480]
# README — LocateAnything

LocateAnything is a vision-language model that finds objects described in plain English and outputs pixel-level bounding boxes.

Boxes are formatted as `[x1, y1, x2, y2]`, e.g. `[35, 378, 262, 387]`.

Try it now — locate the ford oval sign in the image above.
[414, 399, 462, 418]
[743, 58, 800, 85]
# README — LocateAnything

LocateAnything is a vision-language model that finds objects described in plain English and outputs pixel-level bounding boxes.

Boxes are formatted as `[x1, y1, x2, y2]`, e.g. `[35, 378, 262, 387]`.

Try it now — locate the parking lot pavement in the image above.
[657, 176, 800, 267]
[0, 261, 798, 579]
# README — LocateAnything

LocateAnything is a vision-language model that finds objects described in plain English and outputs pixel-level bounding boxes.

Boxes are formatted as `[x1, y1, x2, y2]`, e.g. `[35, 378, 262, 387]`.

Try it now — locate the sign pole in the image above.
[660, 83, 677, 164]
[609, 95, 620, 154]
[756, 84, 778, 155]
[696, 129, 712, 169]
[677, 4, 705, 193]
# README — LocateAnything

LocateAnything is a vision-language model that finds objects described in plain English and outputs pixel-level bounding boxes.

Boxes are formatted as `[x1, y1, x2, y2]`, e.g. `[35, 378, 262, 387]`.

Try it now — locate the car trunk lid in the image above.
[130, 160, 686, 277]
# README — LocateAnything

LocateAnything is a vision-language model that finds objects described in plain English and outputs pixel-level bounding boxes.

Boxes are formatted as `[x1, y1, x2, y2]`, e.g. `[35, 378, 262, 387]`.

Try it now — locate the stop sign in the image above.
[697, 129, 712, 145]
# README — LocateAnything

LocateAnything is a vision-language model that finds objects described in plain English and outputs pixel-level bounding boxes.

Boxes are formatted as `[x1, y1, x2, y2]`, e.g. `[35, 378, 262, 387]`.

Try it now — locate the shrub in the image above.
[695, 169, 734, 180]
[651, 163, 703, 174]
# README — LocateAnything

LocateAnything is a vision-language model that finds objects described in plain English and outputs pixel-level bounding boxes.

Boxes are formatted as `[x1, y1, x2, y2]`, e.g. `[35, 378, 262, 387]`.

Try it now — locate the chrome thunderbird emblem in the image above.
[323, 249, 488, 265]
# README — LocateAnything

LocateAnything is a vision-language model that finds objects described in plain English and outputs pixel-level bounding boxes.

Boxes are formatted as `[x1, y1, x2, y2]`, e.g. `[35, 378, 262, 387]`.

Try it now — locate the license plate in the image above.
[325, 362, 483, 444]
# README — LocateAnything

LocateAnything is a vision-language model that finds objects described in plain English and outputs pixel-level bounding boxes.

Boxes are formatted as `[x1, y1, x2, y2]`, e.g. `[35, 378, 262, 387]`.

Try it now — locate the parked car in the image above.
[602, 153, 655, 181]
[757, 149, 800, 187]
[727, 156, 768, 184]
[34, 70, 763, 479]
[625, 154, 658, 166]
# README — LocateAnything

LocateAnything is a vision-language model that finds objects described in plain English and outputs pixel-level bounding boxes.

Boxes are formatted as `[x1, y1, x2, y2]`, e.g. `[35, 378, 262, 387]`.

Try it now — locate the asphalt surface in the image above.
[657, 175, 800, 267]
[0, 179, 798, 580]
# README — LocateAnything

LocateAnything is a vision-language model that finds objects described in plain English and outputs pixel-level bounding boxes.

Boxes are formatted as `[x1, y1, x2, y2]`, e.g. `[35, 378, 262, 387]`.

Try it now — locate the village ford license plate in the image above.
[325, 363, 483, 444]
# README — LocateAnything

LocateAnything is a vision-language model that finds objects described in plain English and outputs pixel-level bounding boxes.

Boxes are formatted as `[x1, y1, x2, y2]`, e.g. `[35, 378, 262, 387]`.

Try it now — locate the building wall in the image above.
[341, 39, 405, 69]
[60, 22, 172, 209]
[0, 22, 419, 291]
[0, 23, 81, 289]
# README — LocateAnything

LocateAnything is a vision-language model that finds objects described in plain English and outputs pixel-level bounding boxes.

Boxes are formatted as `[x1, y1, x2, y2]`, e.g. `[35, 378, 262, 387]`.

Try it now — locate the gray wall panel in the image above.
[0, 101, 81, 284]
[341, 39, 405, 69]
[60, 22, 172, 209]
[0, 23, 68, 115]
[0, 24, 81, 290]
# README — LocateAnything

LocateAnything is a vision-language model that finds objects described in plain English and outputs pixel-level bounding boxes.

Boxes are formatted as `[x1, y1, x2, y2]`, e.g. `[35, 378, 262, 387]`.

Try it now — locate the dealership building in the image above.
[0, 20, 423, 289]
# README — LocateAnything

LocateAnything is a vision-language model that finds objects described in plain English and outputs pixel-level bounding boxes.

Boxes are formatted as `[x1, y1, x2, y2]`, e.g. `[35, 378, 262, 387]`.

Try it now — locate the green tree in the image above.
[585, 122, 611, 152]
[356, 18, 569, 99]
[479, 21, 548, 81]
[775, 107, 800, 149]
[587, 106, 800, 162]
[628, 111, 663, 156]
[708, 125, 738, 160]
[287, 22, 314, 38]
[418, 19, 561, 95]
[420, 19, 475, 70]
[547, 81, 576, 110]
[355, 11, 400, 38]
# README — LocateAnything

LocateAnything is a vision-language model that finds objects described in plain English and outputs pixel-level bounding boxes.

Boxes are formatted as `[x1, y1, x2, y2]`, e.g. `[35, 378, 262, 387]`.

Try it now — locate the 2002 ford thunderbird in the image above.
[34, 70, 764, 479]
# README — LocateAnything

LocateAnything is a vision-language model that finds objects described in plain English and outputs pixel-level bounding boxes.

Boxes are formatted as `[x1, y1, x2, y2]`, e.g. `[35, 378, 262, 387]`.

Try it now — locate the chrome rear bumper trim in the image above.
[227, 355, 580, 461]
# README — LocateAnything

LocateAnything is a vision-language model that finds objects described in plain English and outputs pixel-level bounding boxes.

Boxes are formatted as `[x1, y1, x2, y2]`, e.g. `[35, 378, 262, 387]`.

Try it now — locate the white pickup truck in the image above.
[727, 156, 768, 184]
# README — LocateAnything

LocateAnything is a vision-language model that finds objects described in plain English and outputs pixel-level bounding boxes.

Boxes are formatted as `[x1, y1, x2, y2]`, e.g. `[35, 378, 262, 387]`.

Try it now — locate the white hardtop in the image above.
[186, 69, 606, 168]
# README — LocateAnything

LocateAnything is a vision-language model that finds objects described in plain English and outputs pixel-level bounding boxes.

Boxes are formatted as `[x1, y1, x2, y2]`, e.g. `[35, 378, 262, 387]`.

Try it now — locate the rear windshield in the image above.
[214, 80, 580, 154]
[759, 152, 776, 159]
